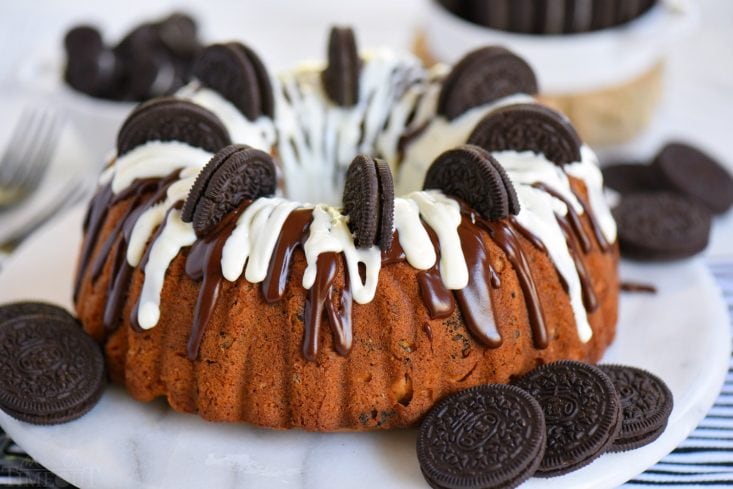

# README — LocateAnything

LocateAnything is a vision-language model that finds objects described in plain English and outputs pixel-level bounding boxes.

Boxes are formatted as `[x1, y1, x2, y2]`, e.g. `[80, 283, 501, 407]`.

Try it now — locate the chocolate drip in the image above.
[261, 209, 312, 303]
[571, 187, 611, 252]
[74, 184, 113, 301]
[417, 269, 455, 320]
[476, 217, 549, 349]
[532, 182, 592, 253]
[381, 232, 406, 265]
[620, 282, 657, 294]
[185, 205, 243, 361]
[556, 216, 599, 312]
[508, 216, 546, 253]
[324, 279, 353, 356]
[303, 253, 344, 361]
[453, 221, 502, 347]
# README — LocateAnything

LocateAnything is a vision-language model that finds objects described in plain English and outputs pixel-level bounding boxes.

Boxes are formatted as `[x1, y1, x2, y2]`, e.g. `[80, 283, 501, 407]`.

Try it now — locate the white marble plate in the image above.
[0, 207, 730, 489]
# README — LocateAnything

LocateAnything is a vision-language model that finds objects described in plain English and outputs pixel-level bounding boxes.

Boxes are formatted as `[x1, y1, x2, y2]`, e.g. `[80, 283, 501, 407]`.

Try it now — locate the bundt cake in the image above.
[74, 27, 619, 431]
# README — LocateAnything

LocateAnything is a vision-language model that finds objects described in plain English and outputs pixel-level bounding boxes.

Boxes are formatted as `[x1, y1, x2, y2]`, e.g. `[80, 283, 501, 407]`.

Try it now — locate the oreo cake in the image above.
[421, 0, 696, 145]
[74, 27, 619, 431]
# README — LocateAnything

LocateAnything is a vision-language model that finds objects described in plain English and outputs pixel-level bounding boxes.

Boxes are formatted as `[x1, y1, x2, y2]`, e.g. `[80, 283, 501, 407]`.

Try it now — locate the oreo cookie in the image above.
[468, 103, 582, 165]
[322, 26, 361, 107]
[342, 155, 395, 251]
[0, 301, 75, 326]
[0, 315, 106, 425]
[193, 42, 274, 119]
[652, 142, 733, 214]
[424, 144, 519, 220]
[182, 144, 277, 236]
[601, 162, 663, 195]
[417, 384, 546, 489]
[438, 46, 538, 120]
[513, 360, 622, 477]
[613, 192, 711, 260]
[116, 97, 231, 155]
[600, 365, 673, 453]
[64, 26, 121, 98]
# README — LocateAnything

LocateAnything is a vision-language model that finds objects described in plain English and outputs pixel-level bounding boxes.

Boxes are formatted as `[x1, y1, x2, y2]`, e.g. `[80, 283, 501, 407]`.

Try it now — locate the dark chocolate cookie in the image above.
[424, 144, 519, 220]
[117, 96, 230, 155]
[342, 155, 395, 250]
[613, 192, 711, 261]
[322, 26, 360, 106]
[600, 364, 673, 453]
[652, 142, 733, 214]
[513, 360, 622, 477]
[438, 46, 538, 120]
[193, 42, 273, 119]
[417, 384, 546, 489]
[602, 162, 664, 195]
[0, 315, 106, 425]
[182, 144, 277, 236]
[468, 103, 582, 165]
[0, 302, 76, 326]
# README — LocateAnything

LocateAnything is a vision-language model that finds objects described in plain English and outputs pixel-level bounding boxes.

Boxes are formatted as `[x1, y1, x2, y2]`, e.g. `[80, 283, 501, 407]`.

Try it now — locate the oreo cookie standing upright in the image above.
[322, 26, 361, 107]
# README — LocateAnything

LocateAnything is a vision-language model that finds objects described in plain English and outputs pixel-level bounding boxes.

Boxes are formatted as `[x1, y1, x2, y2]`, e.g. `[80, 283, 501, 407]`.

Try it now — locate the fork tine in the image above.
[1, 108, 49, 186]
[0, 108, 36, 183]
[17, 111, 63, 189]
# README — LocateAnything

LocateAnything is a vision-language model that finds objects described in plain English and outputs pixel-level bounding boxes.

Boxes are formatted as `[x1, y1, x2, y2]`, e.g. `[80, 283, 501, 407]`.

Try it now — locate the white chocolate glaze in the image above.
[95, 49, 617, 346]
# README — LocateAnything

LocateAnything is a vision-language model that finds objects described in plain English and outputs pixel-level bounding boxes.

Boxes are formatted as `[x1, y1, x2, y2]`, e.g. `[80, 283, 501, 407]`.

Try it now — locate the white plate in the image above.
[0, 207, 730, 489]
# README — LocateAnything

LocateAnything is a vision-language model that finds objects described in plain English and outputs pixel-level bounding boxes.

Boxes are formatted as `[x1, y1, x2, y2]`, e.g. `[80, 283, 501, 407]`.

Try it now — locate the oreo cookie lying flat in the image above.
[342, 155, 395, 251]
[417, 384, 546, 489]
[600, 365, 673, 453]
[182, 144, 277, 236]
[602, 163, 663, 195]
[0, 301, 76, 326]
[193, 42, 274, 119]
[0, 315, 106, 425]
[424, 144, 519, 220]
[652, 142, 733, 214]
[438, 46, 538, 120]
[322, 26, 360, 107]
[468, 103, 582, 165]
[613, 192, 711, 260]
[117, 97, 230, 155]
[513, 360, 622, 477]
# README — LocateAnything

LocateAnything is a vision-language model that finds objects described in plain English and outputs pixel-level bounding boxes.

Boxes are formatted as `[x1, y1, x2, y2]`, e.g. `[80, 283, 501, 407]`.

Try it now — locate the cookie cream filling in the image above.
[98, 49, 615, 344]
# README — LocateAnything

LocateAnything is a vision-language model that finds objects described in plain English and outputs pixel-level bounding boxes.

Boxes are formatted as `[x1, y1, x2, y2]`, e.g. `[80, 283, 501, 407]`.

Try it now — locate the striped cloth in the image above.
[1, 262, 733, 489]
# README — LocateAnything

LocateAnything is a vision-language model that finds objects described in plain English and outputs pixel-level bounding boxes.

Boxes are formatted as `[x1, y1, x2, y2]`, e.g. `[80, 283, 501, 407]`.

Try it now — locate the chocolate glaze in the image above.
[74, 184, 113, 301]
[571, 187, 610, 252]
[262, 209, 312, 303]
[620, 282, 657, 294]
[417, 269, 456, 320]
[556, 215, 599, 312]
[532, 182, 592, 253]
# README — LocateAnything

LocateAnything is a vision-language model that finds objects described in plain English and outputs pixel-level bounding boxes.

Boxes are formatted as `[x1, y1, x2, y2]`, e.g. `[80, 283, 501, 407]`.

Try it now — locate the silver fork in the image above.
[0, 107, 64, 209]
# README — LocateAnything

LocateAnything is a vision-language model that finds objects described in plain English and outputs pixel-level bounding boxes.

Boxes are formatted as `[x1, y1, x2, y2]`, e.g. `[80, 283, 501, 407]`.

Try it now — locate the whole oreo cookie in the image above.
[438, 46, 538, 120]
[652, 142, 733, 214]
[417, 384, 546, 489]
[468, 103, 582, 165]
[613, 192, 711, 260]
[117, 97, 230, 155]
[322, 26, 360, 107]
[342, 155, 395, 250]
[513, 360, 622, 477]
[0, 315, 106, 425]
[602, 162, 663, 195]
[182, 144, 277, 236]
[193, 42, 274, 119]
[0, 301, 76, 326]
[424, 144, 519, 220]
[600, 365, 673, 453]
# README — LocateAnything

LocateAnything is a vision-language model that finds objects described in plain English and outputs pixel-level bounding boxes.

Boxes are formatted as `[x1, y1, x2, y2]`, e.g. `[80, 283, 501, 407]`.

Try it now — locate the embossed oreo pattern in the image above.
[514, 360, 622, 477]
[343, 155, 379, 248]
[417, 384, 546, 489]
[468, 103, 582, 165]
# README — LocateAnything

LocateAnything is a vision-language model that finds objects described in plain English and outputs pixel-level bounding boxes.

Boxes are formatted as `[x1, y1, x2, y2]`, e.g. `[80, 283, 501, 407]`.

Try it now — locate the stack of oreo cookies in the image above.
[437, 0, 658, 34]
[64, 12, 201, 101]
[417, 360, 673, 488]
[604, 142, 733, 260]
[0, 302, 106, 425]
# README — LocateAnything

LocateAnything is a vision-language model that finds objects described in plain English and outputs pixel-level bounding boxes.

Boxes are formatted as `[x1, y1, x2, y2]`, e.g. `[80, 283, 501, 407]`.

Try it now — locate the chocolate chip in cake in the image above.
[468, 103, 582, 165]
[599, 364, 673, 453]
[613, 192, 711, 261]
[424, 144, 519, 220]
[417, 384, 546, 489]
[193, 42, 273, 119]
[651, 142, 733, 214]
[0, 301, 76, 326]
[342, 155, 395, 251]
[116, 96, 231, 155]
[182, 144, 277, 236]
[322, 26, 361, 107]
[438, 46, 538, 120]
[0, 315, 106, 425]
[602, 162, 664, 195]
[513, 360, 622, 477]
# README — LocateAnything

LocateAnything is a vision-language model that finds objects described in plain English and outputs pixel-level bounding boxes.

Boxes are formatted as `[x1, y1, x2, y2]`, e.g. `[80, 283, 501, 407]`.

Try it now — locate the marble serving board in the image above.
[0, 207, 730, 489]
